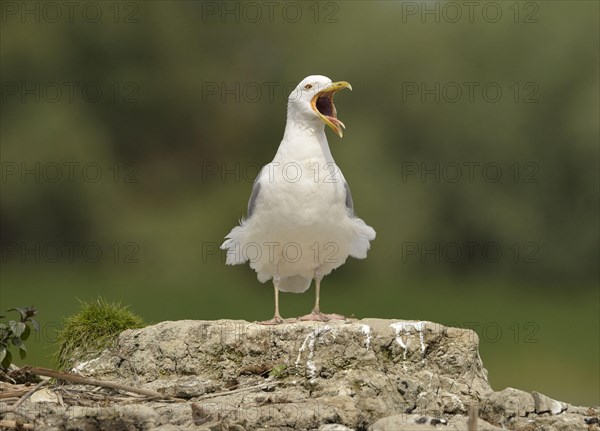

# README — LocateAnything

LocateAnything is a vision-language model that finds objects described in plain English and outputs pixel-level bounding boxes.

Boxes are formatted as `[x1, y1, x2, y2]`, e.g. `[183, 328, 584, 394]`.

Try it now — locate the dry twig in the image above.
[194, 381, 282, 401]
[13, 379, 49, 409]
[0, 389, 29, 399]
[24, 367, 165, 400]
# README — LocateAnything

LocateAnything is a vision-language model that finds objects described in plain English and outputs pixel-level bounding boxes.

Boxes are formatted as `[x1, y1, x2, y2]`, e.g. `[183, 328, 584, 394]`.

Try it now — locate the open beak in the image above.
[311, 81, 352, 138]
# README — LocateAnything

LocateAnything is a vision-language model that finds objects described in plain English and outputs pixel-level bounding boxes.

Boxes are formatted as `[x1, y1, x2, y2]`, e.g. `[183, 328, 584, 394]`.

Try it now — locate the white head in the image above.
[287, 75, 352, 138]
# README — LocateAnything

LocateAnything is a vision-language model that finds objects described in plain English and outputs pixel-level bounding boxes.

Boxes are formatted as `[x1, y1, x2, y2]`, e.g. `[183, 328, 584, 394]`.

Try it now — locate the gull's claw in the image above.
[258, 316, 285, 325]
[258, 316, 298, 325]
[298, 311, 346, 322]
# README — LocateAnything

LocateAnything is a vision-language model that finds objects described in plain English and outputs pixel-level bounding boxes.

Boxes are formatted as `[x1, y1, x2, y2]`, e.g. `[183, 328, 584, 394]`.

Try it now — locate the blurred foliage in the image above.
[0, 1, 598, 405]
[0, 306, 39, 369]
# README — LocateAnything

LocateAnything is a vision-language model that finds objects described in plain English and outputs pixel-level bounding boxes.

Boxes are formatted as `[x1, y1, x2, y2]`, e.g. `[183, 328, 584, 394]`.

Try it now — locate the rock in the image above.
[480, 387, 535, 426]
[76, 319, 491, 410]
[61, 405, 158, 430]
[370, 414, 438, 430]
[369, 413, 504, 430]
[29, 388, 62, 404]
[318, 424, 355, 431]
[449, 415, 504, 430]
[6, 319, 596, 430]
[532, 391, 567, 415]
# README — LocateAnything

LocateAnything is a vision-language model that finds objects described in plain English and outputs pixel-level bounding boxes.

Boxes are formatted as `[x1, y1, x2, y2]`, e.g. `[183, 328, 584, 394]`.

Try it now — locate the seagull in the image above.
[221, 75, 376, 324]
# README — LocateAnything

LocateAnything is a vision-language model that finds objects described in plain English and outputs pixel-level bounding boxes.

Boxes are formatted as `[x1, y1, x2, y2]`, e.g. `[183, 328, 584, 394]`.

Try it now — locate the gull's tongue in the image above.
[329, 117, 346, 130]
[330, 97, 345, 129]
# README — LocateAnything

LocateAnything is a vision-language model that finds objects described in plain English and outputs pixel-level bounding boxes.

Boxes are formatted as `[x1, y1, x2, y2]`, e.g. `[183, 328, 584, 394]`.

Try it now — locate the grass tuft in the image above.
[55, 298, 144, 371]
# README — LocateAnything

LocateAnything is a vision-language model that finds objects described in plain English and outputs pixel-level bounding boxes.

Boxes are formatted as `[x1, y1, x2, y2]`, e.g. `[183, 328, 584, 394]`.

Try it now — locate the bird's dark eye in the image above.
[304, 84, 313, 90]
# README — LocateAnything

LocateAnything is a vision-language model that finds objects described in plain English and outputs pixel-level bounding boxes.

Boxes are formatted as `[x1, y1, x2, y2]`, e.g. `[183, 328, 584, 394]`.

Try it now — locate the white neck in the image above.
[275, 104, 335, 163]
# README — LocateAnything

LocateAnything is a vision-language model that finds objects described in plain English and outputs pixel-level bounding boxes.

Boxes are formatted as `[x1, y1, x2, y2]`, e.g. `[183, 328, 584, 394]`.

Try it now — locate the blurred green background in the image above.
[1, 1, 598, 406]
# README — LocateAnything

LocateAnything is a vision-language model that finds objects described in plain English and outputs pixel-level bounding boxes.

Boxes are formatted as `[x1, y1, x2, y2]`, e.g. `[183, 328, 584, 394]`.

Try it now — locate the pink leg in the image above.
[259, 275, 285, 325]
[298, 269, 346, 322]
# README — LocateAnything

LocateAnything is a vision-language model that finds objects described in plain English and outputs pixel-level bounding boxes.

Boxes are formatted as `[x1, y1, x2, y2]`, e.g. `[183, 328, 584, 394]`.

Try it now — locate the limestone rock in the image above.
[532, 391, 567, 415]
[5, 319, 596, 430]
[318, 425, 355, 431]
[369, 413, 504, 430]
[77, 319, 491, 407]
[479, 387, 535, 426]
[62, 405, 158, 430]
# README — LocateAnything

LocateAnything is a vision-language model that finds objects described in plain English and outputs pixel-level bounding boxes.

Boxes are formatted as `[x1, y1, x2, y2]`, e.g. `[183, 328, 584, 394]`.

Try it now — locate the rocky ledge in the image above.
[2, 319, 598, 430]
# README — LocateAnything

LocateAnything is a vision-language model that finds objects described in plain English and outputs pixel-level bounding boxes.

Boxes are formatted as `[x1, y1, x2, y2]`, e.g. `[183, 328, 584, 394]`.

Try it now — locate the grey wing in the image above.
[344, 180, 354, 215]
[247, 174, 262, 217]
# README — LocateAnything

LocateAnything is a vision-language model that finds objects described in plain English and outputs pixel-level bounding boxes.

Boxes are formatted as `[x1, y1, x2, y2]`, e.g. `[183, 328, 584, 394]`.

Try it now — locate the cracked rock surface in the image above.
[7, 319, 598, 430]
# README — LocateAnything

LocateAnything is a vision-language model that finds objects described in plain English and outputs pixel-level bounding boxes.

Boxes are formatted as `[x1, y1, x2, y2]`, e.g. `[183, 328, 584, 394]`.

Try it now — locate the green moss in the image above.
[55, 298, 144, 371]
[268, 364, 287, 379]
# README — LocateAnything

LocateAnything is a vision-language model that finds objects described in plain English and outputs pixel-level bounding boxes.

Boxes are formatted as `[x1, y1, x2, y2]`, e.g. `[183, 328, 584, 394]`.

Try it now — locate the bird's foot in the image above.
[298, 311, 346, 322]
[258, 315, 298, 325]
[258, 316, 285, 325]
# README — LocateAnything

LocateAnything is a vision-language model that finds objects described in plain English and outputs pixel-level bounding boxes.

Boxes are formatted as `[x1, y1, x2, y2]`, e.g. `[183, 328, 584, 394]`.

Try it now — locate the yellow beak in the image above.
[311, 81, 352, 138]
